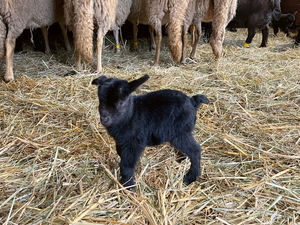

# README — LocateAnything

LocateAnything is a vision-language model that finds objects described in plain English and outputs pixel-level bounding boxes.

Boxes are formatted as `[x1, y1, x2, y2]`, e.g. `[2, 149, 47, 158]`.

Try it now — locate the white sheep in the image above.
[127, 0, 191, 65]
[0, 0, 71, 82]
[64, 0, 94, 69]
[66, 0, 132, 72]
[69, 0, 191, 70]
[189, 0, 238, 59]
[112, 0, 133, 53]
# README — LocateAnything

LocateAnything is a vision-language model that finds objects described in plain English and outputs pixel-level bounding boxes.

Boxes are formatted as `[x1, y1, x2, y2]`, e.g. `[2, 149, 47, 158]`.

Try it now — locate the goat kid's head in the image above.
[92, 75, 149, 127]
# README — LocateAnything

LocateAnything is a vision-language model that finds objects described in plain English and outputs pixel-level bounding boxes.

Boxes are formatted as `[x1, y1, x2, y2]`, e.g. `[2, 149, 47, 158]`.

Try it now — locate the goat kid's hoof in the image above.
[121, 178, 136, 189]
[183, 175, 198, 186]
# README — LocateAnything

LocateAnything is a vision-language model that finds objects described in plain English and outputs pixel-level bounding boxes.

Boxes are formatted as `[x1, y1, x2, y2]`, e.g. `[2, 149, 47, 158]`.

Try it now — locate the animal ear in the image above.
[198, 95, 210, 104]
[91, 75, 108, 86]
[128, 74, 150, 93]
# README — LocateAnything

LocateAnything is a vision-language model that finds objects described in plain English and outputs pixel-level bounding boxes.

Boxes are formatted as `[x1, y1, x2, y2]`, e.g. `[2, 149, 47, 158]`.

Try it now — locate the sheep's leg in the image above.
[244, 26, 256, 47]
[149, 25, 156, 51]
[190, 23, 201, 59]
[4, 38, 16, 82]
[273, 25, 279, 36]
[119, 145, 144, 187]
[58, 22, 71, 51]
[153, 24, 162, 65]
[97, 28, 104, 72]
[181, 24, 188, 64]
[209, 0, 229, 59]
[132, 22, 138, 51]
[190, 25, 195, 47]
[295, 30, 300, 46]
[76, 54, 82, 69]
[171, 134, 202, 185]
[41, 27, 51, 54]
[113, 29, 121, 53]
[260, 26, 269, 48]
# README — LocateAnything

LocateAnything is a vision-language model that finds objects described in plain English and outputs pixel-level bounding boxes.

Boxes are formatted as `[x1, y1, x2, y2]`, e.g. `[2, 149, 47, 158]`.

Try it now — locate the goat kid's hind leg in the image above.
[171, 134, 202, 185]
[119, 145, 145, 187]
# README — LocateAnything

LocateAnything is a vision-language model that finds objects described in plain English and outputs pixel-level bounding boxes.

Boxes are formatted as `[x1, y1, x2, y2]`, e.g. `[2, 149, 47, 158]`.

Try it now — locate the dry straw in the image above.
[1, 28, 300, 224]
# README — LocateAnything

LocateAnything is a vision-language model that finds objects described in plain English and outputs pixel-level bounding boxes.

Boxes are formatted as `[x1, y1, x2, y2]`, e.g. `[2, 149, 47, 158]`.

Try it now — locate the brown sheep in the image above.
[65, 0, 132, 72]
[112, 0, 133, 53]
[189, 0, 238, 60]
[0, 0, 71, 82]
[128, 0, 191, 65]
[64, 0, 94, 68]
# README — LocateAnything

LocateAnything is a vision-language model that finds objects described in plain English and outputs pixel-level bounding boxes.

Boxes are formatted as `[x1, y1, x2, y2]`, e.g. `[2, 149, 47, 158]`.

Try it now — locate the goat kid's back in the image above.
[92, 75, 208, 138]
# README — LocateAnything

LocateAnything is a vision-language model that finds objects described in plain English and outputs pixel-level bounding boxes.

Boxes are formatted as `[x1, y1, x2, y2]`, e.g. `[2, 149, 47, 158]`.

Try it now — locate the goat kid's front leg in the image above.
[119, 145, 144, 187]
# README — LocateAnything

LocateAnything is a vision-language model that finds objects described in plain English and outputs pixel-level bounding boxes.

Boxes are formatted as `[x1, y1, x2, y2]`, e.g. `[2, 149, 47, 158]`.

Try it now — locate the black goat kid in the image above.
[92, 75, 209, 187]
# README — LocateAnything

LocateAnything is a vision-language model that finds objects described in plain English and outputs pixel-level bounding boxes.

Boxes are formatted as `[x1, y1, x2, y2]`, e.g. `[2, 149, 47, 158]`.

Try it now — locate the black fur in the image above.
[92, 75, 209, 187]
[295, 29, 300, 46]
[272, 11, 296, 37]
[202, 0, 279, 47]
[227, 0, 276, 47]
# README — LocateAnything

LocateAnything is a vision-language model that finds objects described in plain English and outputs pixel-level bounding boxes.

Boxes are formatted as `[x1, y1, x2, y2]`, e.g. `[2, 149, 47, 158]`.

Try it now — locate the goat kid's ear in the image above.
[128, 74, 150, 93]
[91, 75, 108, 86]
[199, 95, 210, 104]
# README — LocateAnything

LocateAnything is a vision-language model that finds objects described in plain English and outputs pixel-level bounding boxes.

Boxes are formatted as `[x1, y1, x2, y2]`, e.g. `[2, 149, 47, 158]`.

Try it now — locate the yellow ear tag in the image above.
[244, 43, 250, 47]
[133, 42, 138, 46]
[116, 45, 121, 49]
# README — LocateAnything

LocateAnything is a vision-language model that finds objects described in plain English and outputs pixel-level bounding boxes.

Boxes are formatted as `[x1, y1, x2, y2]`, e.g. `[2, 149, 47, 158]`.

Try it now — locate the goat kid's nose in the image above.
[101, 116, 111, 126]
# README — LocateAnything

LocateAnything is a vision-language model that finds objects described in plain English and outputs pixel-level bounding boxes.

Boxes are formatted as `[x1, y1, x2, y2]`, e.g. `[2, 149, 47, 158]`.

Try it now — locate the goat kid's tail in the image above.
[72, 0, 94, 63]
[0, 15, 6, 60]
[168, 0, 189, 62]
[192, 94, 210, 108]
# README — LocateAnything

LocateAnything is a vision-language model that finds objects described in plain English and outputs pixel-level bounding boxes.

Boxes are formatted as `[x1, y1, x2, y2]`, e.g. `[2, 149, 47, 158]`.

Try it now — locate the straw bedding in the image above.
[0, 28, 300, 224]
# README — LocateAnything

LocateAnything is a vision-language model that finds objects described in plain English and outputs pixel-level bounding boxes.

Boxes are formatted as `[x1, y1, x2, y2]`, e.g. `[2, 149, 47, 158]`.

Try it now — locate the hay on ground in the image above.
[0, 29, 300, 224]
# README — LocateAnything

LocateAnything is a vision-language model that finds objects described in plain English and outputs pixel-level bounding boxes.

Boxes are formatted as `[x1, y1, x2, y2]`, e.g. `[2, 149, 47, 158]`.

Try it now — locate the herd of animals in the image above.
[0, 0, 299, 83]
[0, 0, 299, 187]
